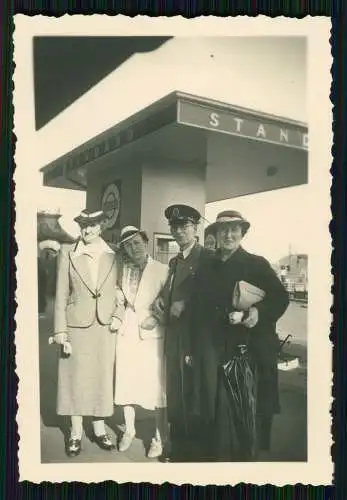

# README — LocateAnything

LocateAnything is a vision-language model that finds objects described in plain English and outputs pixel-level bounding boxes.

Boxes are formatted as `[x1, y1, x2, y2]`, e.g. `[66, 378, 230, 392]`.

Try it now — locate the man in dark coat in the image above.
[190, 210, 290, 461]
[157, 204, 210, 461]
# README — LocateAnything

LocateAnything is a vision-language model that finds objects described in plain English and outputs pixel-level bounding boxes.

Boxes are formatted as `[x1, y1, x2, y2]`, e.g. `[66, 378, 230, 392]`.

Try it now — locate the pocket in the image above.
[67, 295, 76, 306]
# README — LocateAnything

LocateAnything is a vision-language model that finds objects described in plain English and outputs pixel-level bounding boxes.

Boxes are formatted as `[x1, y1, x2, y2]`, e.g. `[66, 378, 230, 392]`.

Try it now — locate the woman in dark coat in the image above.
[191, 210, 289, 461]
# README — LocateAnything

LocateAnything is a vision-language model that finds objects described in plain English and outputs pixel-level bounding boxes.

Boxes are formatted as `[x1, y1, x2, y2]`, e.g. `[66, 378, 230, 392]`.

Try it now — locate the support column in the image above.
[140, 157, 207, 255]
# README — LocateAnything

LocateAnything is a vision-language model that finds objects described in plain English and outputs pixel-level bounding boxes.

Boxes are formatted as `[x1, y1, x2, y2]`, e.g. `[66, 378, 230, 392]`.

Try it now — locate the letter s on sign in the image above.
[209, 112, 220, 127]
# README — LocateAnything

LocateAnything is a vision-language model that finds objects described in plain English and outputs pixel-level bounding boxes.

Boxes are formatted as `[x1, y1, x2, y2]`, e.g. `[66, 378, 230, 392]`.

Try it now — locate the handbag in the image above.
[232, 280, 265, 310]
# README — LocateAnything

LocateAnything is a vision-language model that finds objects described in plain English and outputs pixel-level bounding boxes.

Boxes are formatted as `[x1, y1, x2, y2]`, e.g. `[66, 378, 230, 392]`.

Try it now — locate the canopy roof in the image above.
[40, 91, 308, 201]
[33, 36, 172, 130]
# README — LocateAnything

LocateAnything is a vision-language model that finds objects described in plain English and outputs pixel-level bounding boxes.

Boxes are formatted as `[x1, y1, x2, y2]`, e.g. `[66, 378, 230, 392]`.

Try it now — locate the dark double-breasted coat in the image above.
[161, 242, 210, 431]
[190, 246, 290, 426]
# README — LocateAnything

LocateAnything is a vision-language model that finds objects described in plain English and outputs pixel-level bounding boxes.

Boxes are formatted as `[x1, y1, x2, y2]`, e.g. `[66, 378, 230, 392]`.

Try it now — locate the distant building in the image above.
[276, 253, 308, 299]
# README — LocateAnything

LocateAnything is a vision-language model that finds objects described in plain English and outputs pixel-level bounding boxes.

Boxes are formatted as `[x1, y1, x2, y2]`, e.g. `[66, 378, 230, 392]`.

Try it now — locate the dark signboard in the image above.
[44, 102, 177, 184]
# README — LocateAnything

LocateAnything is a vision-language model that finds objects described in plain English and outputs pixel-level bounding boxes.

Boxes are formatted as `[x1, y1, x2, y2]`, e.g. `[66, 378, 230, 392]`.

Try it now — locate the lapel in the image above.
[173, 243, 201, 289]
[121, 261, 134, 305]
[134, 256, 153, 308]
[69, 251, 96, 292]
[96, 252, 116, 290]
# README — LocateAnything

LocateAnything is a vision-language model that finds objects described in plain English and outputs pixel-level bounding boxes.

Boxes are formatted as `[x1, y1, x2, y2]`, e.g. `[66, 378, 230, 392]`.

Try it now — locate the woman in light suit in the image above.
[114, 226, 168, 459]
[53, 209, 125, 457]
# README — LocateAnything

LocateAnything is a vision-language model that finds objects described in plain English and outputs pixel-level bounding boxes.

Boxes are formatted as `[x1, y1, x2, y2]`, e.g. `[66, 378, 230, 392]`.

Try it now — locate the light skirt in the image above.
[114, 322, 166, 410]
[57, 320, 116, 417]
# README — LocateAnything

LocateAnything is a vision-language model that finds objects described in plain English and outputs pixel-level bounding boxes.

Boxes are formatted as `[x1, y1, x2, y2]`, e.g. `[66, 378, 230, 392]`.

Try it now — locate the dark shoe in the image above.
[65, 438, 82, 458]
[93, 433, 115, 451]
[160, 440, 173, 463]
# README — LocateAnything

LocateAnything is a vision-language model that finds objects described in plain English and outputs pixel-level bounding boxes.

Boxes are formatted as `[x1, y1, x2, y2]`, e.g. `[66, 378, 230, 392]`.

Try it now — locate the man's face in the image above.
[123, 233, 148, 264]
[80, 222, 102, 244]
[217, 223, 243, 252]
[170, 221, 197, 248]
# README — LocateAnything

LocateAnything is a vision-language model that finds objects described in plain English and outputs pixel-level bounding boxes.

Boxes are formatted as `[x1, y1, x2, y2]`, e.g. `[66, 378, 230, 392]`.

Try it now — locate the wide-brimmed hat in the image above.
[119, 225, 148, 245]
[74, 209, 106, 227]
[164, 204, 201, 225]
[209, 210, 250, 232]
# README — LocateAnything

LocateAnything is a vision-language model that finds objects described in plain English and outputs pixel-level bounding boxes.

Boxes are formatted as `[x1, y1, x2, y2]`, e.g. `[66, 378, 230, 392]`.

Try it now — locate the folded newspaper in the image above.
[232, 280, 266, 310]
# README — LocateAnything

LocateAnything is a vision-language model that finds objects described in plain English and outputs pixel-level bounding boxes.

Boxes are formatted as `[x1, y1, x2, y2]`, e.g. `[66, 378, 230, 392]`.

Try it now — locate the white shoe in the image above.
[118, 432, 135, 452]
[147, 437, 163, 459]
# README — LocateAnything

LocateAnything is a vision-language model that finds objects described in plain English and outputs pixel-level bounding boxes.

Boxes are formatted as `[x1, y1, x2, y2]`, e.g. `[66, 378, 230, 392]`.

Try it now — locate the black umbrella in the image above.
[215, 345, 257, 461]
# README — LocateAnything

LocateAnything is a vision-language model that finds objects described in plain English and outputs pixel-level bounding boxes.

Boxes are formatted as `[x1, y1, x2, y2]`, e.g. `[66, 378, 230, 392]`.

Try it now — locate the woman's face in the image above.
[217, 223, 244, 253]
[123, 233, 148, 264]
[80, 222, 102, 245]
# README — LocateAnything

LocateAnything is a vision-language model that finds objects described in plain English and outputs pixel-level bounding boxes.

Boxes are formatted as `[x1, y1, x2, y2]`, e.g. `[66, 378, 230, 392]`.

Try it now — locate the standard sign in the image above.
[178, 101, 308, 150]
[44, 103, 177, 183]
[101, 183, 121, 230]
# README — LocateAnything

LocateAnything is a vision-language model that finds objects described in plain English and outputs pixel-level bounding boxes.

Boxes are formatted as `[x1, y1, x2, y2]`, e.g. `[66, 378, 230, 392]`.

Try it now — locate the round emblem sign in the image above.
[101, 183, 120, 230]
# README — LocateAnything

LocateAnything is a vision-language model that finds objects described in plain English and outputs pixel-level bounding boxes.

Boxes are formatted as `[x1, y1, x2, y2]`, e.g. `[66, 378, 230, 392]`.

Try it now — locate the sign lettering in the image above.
[234, 117, 243, 132]
[209, 112, 220, 127]
[179, 102, 308, 150]
[44, 99, 307, 186]
[256, 124, 267, 138]
[280, 129, 289, 142]
[45, 104, 177, 182]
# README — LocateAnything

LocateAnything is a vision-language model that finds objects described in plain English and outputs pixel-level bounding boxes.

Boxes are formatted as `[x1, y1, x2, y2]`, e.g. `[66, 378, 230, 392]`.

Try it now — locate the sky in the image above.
[205, 184, 310, 263]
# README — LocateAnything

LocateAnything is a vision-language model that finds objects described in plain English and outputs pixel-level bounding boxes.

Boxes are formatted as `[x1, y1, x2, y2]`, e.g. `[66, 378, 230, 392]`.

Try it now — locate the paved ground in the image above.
[39, 299, 307, 463]
[277, 301, 308, 345]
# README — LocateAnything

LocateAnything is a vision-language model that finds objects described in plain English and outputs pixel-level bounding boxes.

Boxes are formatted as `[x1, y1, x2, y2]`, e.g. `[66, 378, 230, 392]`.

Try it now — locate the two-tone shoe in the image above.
[92, 434, 116, 451]
[65, 438, 82, 458]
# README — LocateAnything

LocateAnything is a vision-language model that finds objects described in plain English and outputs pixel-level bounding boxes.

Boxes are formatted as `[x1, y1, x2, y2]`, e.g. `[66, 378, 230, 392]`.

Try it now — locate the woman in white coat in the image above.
[114, 226, 168, 459]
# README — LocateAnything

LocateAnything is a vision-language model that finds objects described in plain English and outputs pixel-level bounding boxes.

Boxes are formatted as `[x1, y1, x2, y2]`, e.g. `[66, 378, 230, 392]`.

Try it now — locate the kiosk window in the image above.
[154, 234, 179, 264]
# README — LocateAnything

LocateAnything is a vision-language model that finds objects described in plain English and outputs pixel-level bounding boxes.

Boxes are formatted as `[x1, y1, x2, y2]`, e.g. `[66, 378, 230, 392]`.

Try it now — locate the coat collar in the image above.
[214, 245, 248, 264]
[181, 240, 197, 259]
[170, 241, 201, 266]
[170, 243, 202, 289]
[73, 237, 114, 258]
[133, 256, 154, 305]
[69, 239, 116, 291]
[122, 254, 153, 306]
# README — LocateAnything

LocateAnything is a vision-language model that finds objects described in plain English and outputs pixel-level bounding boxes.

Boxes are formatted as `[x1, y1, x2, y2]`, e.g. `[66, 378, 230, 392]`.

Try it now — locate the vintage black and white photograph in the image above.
[14, 16, 332, 485]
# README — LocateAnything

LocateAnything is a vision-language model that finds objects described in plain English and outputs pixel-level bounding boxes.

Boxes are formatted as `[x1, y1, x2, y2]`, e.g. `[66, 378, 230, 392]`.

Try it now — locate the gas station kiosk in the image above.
[40, 91, 308, 263]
